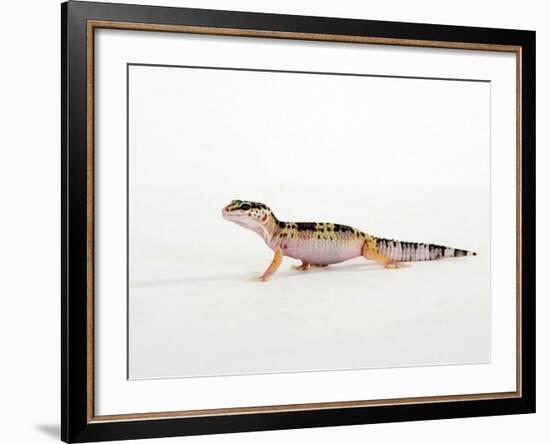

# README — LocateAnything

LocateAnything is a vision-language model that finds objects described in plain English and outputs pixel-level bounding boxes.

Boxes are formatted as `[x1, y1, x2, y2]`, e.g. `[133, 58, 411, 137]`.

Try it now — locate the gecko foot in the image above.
[291, 262, 311, 271]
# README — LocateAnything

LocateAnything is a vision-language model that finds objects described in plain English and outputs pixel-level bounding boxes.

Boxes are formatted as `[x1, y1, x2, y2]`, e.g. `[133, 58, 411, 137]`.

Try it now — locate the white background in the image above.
[0, 0, 547, 443]
[128, 64, 491, 379]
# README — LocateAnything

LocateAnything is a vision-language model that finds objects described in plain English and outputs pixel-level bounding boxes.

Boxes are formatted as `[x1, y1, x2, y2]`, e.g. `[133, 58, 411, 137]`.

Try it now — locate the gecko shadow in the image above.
[130, 271, 256, 288]
[274, 261, 380, 281]
[131, 261, 381, 288]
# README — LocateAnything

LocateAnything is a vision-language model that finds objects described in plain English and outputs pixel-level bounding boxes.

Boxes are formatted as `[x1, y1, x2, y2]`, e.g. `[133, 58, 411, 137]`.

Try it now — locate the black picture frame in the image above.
[62, 1, 536, 442]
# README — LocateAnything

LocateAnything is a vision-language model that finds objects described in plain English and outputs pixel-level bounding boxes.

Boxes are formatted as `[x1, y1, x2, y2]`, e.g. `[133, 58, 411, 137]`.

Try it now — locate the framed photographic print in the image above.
[61, 1, 536, 442]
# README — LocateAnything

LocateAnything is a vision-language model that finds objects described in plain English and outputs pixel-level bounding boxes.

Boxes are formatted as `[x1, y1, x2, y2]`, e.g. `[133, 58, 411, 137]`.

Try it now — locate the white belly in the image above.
[283, 240, 361, 265]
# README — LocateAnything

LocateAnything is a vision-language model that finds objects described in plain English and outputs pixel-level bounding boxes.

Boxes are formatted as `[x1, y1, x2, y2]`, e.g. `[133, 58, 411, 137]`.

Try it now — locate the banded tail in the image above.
[374, 237, 477, 262]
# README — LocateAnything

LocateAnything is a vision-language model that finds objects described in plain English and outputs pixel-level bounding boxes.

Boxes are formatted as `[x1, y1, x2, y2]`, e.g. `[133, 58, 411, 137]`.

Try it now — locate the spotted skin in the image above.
[222, 200, 477, 281]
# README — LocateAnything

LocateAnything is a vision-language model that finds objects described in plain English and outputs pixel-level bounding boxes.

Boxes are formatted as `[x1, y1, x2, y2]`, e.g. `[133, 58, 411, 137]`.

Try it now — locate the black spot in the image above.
[278, 221, 286, 228]
[333, 224, 353, 233]
[296, 222, 316, 231]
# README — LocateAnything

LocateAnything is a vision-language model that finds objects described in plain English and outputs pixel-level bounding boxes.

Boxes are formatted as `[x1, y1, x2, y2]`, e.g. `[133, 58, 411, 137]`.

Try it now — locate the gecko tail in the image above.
[374, 237, 477, 262]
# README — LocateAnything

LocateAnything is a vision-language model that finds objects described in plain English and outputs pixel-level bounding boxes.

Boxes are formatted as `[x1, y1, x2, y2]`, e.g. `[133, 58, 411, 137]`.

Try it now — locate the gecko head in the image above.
[222, 200, 275, 231]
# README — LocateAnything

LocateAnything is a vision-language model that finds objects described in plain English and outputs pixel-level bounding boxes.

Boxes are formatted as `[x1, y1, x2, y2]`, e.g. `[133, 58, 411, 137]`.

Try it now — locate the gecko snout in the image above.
[221, 206, 233, 220]
[222, 201, 242, 220]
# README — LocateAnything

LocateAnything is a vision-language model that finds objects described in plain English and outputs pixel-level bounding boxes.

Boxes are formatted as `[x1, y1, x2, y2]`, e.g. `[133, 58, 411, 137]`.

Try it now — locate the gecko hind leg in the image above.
[361, 241, 407, 269]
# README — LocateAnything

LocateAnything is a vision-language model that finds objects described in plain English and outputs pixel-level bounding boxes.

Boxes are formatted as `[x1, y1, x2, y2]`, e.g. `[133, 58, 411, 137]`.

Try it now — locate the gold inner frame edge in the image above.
[85, 19, 523, 423]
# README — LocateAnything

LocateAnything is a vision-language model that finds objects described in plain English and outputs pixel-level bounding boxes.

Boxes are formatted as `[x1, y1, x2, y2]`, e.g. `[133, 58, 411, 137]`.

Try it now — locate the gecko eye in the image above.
[239, 203, 251, 211]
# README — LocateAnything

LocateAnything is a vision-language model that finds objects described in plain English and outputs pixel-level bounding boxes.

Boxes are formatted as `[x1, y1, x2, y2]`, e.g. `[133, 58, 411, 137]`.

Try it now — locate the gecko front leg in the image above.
[257, 248, 283, 281]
